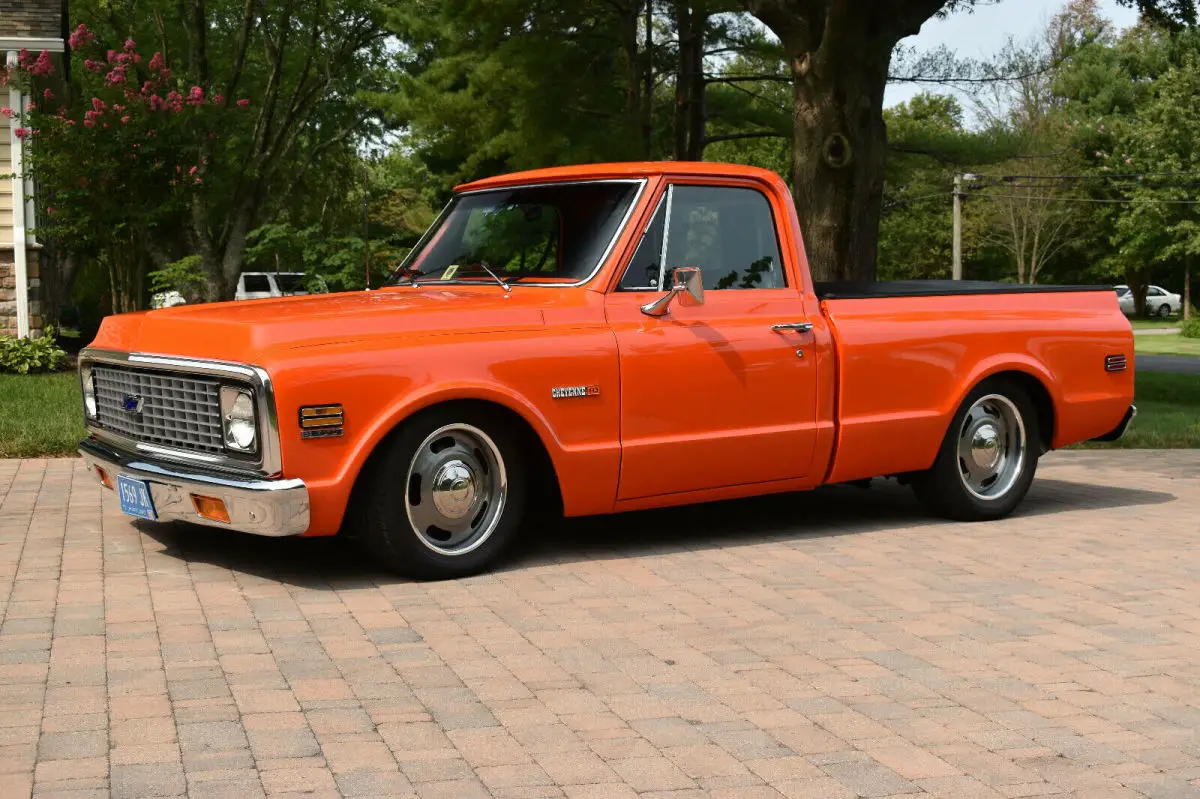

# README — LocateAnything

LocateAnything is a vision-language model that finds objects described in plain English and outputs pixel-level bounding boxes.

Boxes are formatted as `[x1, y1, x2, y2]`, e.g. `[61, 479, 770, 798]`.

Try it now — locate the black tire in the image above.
[352, 405, 528, 580]
[911, 377, 1040, 522]
[1158, 303, 1172, 318]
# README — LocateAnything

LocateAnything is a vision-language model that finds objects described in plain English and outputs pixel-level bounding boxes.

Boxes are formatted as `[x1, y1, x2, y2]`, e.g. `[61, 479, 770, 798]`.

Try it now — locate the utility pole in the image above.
[952, 173, 963, 280]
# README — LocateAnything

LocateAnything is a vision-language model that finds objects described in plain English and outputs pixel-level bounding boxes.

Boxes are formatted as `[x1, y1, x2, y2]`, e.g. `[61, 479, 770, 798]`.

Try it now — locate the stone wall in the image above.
[0, 0, 63, 39]
[0, 248, 15, 337]
[0, 248, 43, 339]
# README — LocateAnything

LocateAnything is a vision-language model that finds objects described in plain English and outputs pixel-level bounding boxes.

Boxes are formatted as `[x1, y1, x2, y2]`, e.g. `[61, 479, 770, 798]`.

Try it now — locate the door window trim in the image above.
[656, 185, 676, 291]
[615, 180, 790, 293]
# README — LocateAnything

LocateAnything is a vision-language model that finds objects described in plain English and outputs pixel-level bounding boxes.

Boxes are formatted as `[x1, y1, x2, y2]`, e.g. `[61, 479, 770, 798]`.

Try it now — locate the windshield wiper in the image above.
[473, 261, 512, 293]
[408, 261, 511, 293]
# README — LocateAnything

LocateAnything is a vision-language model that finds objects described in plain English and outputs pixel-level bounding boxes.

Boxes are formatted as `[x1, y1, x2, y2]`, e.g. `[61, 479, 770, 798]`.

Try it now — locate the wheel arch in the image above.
[952, 362, 1058, 455]
[344, 390, 566, 527]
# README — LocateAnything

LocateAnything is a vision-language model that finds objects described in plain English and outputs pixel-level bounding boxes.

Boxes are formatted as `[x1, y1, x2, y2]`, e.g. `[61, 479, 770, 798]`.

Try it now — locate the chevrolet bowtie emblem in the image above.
[121, 394, 145, 413]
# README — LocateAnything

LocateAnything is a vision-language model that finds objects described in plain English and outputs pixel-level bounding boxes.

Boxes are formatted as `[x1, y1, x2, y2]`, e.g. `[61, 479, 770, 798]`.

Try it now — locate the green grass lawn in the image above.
[1130, 318, 1182, 330]
[0, 369, 1196, 460]
[1077, 371, 1200, 449]
[0, 372, 86, 458]
[1134, 333, 1200, 357]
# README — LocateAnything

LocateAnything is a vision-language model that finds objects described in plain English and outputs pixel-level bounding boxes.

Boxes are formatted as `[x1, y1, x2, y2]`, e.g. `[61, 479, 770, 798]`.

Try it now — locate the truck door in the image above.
[605, 181, 819, 500]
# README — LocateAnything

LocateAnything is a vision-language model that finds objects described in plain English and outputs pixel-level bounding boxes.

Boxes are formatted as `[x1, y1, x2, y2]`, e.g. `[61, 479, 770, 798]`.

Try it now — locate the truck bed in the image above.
[815, 280, 1113, 301]
[816, 286, 1134, 486]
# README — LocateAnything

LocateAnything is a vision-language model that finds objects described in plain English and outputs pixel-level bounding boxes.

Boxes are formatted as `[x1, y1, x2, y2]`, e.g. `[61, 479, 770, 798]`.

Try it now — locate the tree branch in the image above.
[705, 73, 790, 84]
[704, 130, 789, 144]
[221, 0, 258, 107]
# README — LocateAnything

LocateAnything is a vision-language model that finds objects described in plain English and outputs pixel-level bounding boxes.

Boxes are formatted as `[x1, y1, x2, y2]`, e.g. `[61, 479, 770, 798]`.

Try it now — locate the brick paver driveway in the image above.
[2, 451, 1198, 799]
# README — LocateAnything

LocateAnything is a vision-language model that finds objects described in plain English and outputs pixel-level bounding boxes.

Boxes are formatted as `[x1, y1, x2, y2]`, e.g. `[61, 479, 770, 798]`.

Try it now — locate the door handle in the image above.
[770, 322, 813, 334]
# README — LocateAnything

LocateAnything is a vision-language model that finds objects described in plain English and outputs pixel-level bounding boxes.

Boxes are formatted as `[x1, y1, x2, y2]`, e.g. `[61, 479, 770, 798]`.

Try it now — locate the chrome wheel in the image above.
[405, 423, 507, 556]
[956, 393, 1026, 501]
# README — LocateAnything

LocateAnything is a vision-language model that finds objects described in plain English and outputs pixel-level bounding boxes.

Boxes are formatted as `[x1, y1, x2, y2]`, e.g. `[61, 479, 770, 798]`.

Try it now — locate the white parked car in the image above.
[1114, 284, 1181, 318]
[235, 272, 311, 301]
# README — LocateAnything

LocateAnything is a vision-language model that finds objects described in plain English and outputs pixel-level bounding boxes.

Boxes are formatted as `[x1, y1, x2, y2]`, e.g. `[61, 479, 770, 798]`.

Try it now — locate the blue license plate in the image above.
[116, 475, 157, 520]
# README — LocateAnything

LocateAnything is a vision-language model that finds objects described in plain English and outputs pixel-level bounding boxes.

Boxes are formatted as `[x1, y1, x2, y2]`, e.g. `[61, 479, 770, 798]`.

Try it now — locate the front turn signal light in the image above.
[191, 494, 231, 524]
[95, 466, 113, 489]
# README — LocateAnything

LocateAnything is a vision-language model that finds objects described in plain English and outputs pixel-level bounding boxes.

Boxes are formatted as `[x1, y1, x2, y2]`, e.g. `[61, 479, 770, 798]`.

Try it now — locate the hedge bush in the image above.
[0, 332, 69, 374]
[1182, 315, 1200, 339]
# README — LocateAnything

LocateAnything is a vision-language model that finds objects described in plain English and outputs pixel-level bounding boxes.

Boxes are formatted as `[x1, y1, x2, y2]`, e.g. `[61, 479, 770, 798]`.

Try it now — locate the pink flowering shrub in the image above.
[0, 23, 254, 312]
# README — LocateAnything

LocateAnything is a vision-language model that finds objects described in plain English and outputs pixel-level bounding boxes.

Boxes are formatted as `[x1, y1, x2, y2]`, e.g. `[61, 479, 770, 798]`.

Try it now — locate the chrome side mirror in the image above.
[641, 266, 705, 317]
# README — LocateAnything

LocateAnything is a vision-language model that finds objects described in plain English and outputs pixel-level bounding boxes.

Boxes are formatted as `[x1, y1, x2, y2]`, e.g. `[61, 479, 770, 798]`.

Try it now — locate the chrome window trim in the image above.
[616, 189, 670, 292]
[392, 178, 647, 290]
[646, 181, 791, 292]
[78, 347, 283, 478]
[657, 185, 676, 291]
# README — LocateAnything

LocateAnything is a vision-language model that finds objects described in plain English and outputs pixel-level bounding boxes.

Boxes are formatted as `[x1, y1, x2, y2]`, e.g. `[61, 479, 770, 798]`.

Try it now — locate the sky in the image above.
[883, 0, 1141, 109]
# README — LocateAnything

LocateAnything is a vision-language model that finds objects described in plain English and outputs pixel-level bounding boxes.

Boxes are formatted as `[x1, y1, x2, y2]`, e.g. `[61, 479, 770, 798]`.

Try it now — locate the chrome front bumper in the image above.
[79, 438, 310, 537]
[1090, 404, 1138, 443]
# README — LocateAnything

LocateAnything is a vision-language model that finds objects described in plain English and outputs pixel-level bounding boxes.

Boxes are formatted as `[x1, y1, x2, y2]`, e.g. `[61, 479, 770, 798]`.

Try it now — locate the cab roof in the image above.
[454, 161, 786, 193]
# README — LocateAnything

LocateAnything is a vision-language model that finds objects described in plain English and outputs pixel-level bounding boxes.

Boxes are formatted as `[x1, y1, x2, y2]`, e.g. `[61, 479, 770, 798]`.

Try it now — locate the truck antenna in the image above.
[363, 157, 371, 291]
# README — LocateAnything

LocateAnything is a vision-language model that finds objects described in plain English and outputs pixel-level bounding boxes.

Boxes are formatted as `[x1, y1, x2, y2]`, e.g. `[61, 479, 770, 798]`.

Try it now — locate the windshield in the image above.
[390, 180, 641, 286]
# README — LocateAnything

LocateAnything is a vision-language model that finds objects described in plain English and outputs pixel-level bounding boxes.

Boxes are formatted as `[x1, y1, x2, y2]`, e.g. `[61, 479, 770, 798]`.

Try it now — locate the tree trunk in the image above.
[642, 0, 654, 157]
[618, 0, 644, 155]
[36, 248, 80, 332]
[1127, 269, 1149, 319]
[745, 0, 949, 283]
[686, 8, 706, 161]
[672, 2, 693, 161]
[192, 188, 259, 302]
[790, 49, 889, 282]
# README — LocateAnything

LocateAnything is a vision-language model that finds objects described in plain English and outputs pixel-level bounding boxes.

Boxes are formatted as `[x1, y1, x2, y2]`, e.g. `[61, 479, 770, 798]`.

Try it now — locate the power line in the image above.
[970, 170, 1200, 182]
[970, 192, 1200, 204]
[883, 193, 950, 209]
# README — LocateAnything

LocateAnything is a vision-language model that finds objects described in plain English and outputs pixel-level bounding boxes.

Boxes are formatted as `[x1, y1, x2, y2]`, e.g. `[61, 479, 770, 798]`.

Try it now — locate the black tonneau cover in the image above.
[815, 280, 1112, 301]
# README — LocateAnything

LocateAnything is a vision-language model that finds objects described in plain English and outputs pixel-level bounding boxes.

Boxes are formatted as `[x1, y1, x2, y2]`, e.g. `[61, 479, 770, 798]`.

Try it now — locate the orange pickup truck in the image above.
[78, 162, 1137, 578]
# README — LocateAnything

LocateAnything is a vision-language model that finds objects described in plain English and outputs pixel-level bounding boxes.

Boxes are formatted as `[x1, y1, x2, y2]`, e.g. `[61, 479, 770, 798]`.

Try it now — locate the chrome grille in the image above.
[93, 365, 225, 453]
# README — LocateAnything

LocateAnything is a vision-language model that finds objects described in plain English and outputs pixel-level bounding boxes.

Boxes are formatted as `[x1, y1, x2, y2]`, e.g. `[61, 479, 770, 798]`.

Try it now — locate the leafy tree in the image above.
[1057, 21, 1200, 312]
[164, 0, 393, 301]
[2, 30, 222, 313]
[11, 0, 393, 308]
[379, 0, 648, 188]
[876, 93, 996, 280]
[739, 0, 1197, 283]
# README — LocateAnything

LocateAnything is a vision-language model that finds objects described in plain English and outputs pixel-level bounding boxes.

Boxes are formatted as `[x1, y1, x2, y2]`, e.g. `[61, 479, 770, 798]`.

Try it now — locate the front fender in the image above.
[267, 326, 623, 535]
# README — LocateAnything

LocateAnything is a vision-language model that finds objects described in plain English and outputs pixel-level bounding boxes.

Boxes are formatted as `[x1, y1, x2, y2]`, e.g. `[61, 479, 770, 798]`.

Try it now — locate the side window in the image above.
[666, 185, 786, 290]
[618, 184, 786, 291]
[242, 274, 271, 293]
[1147, 287, 1164, 296]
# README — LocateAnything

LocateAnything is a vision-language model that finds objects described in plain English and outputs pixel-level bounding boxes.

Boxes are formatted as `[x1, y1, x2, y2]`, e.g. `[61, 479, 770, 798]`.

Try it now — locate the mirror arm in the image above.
[640, 287, 682, 317]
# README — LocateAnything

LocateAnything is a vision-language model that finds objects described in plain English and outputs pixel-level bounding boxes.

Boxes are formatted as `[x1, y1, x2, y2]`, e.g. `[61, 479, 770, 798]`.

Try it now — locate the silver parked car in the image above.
[1114, 284, 1182, 318]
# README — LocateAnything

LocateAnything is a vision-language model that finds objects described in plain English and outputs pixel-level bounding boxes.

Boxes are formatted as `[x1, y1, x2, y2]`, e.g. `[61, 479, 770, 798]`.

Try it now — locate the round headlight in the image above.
[224, 391, 257, 451]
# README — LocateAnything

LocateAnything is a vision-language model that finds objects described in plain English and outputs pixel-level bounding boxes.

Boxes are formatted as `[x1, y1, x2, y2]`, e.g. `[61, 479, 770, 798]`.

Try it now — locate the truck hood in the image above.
[89, 287, 548, 361]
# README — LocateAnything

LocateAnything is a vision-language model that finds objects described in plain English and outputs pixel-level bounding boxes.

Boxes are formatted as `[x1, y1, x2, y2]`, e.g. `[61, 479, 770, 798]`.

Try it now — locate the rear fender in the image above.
[949, 355, 1062, 447]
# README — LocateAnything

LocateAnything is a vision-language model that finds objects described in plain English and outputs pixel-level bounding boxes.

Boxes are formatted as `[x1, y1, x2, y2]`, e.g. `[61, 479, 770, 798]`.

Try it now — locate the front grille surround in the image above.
[79, 349, 282, 477]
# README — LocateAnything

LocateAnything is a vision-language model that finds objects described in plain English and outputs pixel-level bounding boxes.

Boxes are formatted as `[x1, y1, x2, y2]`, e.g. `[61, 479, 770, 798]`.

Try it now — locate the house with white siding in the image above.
[1, 0, 65, 338]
